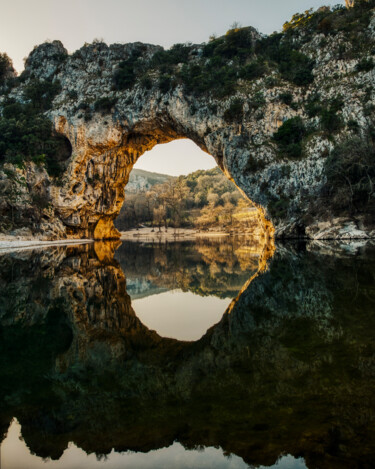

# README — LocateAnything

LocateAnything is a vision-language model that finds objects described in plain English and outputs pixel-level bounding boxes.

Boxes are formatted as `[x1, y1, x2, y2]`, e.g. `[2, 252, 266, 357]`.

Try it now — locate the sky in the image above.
[0, 0, 346, 176]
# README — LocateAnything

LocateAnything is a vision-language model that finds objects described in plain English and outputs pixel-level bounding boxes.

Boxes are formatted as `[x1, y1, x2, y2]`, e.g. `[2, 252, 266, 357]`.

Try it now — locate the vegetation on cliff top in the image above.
[0, 53, 13, 85]
[113, 24, 315, 98]
[112, 0, 375, 100]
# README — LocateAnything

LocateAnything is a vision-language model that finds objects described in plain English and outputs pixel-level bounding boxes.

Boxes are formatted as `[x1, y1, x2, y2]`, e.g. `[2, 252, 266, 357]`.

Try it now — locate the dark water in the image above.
[0, 238, 375, 468]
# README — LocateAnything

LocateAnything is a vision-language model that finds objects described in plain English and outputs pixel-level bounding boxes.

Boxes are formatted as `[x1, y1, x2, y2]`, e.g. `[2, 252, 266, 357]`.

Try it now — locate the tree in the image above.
[153, 205, 166, 231]
[0, 53, 14, 84]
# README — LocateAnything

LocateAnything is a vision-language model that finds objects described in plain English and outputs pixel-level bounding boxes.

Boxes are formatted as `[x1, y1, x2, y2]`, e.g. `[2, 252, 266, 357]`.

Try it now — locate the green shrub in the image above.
[245, 155, 266, 172]
[282, 1, 375, 38]
[268, 195, 290, 218]
[77, 101, 90, 111]
[279, 92, 293, 106]
[347, 119, 360, 132]
[223, 98, 244, 123]
[273, 116, 306, 158]
[113, 51, 142, 90]
[356, 57, 374, 72]
[158, 75, 172, 93]
[239, 60, 267, 81]
[305, 93, 322, 117]
[179, 63, 237, 98]
[203, 27, 254, 63]
[151, 43, 191, 67]
[94, 96, 117, 114]
[324, 133, 375, 214]
[0, 100, 69, 177]
[250, 92, 266, 111]
[23, 79, 61, 111]
[320, 108, 343, 133]
[329, 95, 344, 112]
[256, 35, 314, 87]
[0, 53, 12, 84]
[68, 90, 78, 100]
[140, 76, 152, 90]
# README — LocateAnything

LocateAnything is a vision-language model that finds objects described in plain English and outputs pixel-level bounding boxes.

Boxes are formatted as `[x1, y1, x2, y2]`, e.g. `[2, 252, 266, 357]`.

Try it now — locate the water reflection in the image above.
[116, 239, 263, 340]
[0, 238, 375, 468]
[2, 420, 306, 469]
[115, 239, 263, 299]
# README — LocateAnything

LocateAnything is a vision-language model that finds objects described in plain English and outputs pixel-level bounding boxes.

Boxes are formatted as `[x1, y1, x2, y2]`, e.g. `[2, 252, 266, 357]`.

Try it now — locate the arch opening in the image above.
[112, 137, 267, 240]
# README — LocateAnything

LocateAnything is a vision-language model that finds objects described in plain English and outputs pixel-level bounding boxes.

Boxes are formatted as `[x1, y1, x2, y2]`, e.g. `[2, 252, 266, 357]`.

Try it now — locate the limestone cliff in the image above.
[0, 3, 375, 239]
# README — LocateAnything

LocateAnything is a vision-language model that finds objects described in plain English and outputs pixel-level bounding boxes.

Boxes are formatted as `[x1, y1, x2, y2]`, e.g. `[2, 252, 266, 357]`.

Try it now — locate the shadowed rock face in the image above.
[0, 240, 375, 468]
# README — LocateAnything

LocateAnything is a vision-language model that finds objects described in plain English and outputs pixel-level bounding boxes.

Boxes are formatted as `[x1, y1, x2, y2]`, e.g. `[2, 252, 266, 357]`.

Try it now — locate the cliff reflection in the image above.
[1, 239, 375, 468]
[115, 237, 270, 300]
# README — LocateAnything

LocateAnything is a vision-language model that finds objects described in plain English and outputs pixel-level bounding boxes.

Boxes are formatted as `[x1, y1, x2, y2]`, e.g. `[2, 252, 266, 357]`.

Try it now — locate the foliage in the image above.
[223, 98, 244, 123]
[239, 60, 267, 80]
[158, 75, 172, 93]
[282, 0, 375, 38]
[1, 168, 27, 223]
[203, 26, 255, 62]
[94, 96, 117, 114]
[245, 155, 266, 173]
[113, 50, 143, 90]
[323, 132, 375, 215]
[0, 84, 69, 177]
[109, 2, 375, 99]
[347, 119, 360, 132]
[320, 108, 343, 133]
[279, 92, 294, 106]
[320, 96, 344, 133]
[115, 166, 252, 231]
[178, 62, 238, 98]
[23, 79, 61, 111]
[0, 52, 13, 85]
[256, 34, 314, 86]
[151, 43, 192, 67]
[305, 93, 323, 118]
[356, 57, 375, 72]
[273, 117, 306, 158]
[268, 195, 290, 219]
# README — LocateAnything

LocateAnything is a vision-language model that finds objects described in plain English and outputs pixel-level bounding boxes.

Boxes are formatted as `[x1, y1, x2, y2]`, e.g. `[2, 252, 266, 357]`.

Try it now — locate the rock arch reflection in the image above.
[1, 239, 375, 468]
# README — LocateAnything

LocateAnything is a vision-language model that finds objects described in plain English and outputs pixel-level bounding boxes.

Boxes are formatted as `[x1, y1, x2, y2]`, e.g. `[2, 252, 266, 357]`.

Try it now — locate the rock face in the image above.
[1, 5, 375, 239]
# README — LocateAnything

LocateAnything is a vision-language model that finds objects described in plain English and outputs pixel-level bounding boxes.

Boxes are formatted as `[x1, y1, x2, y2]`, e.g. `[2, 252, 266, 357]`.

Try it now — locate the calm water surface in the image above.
[0, 237, 375, 468]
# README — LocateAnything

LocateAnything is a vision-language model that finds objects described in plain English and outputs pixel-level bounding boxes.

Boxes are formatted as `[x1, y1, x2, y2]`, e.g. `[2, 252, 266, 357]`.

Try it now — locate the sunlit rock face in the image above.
[1, 8, 375, 239]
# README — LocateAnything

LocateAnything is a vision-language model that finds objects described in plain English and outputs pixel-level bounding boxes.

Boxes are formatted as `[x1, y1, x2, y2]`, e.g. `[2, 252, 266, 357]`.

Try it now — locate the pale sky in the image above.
[0, 0, 345, 176]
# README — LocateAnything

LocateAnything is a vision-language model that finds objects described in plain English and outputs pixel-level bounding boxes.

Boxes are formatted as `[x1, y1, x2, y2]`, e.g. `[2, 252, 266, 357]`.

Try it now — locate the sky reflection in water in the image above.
[3, 420, 306, 469]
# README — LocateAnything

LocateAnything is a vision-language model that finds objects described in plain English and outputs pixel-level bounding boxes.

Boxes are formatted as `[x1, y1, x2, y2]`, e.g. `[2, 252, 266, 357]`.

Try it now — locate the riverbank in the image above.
[0, 236, 92, 254]
[120, 227, 235, 242]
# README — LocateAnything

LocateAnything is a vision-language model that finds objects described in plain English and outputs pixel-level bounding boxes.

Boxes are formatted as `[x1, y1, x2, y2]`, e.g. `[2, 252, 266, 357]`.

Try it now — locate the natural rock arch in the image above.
[3, 5, 375, 241]
[54, 113, 272, 240]
[8, 39, 283, 240]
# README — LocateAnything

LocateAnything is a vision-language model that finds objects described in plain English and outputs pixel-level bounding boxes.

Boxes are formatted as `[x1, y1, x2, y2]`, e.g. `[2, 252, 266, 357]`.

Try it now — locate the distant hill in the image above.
[115, 165, 256, 231]
[126, 169, 175, 193]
